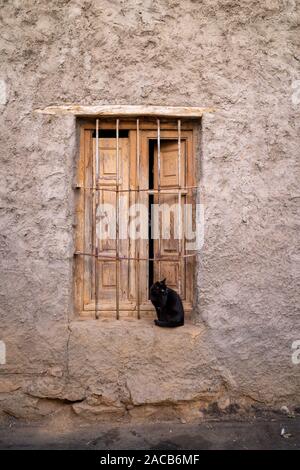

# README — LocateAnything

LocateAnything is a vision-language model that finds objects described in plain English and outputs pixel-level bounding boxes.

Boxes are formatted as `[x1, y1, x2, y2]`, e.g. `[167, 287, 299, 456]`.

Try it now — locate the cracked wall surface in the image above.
[0, 0, 300, 421]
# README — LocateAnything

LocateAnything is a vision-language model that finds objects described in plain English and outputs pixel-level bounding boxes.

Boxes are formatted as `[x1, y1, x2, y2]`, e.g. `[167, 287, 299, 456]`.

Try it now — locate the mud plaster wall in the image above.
[0, 0, 299, 421]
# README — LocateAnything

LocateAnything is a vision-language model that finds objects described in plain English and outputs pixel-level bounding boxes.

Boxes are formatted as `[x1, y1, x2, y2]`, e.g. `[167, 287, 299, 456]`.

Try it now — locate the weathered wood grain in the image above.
[35, 104, 215, 118]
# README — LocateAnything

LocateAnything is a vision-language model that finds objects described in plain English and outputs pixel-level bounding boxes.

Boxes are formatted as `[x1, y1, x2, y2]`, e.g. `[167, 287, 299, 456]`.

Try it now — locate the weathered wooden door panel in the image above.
[139, 129, 194, 311]
[83, 135, 136, 312]
[153, 140, 186, 299]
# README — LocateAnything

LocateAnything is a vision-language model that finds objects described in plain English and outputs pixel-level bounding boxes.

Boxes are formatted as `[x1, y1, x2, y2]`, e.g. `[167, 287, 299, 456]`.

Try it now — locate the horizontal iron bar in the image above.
[73, 185, 197, 192]
[74, 251, 198, 260]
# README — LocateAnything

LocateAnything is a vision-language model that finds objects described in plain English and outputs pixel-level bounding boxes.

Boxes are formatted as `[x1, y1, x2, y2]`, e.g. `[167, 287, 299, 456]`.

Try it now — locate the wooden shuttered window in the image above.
[75, 118, 197, 319]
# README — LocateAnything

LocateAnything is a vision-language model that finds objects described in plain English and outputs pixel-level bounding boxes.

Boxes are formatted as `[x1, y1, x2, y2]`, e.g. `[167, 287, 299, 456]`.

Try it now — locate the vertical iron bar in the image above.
[127, 119, 131, 316]
[116, 119, 120, 319]
[94, 118, 99, 319]
[177, 119, 182, 296]
[136, 119, 141, 319]
[157, 118, 161, 280]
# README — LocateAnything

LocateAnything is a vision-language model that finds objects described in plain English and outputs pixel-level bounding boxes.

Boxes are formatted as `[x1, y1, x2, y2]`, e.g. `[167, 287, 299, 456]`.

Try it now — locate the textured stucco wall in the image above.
[0, 0, 299, 421]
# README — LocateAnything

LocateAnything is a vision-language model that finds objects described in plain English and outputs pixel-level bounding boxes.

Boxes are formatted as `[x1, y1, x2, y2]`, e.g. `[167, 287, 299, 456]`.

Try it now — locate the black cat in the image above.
[150, 279, 184, 327]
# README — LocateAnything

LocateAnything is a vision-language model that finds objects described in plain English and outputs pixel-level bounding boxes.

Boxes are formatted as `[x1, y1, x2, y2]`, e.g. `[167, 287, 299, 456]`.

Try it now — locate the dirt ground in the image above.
[0, 415, 299, 450]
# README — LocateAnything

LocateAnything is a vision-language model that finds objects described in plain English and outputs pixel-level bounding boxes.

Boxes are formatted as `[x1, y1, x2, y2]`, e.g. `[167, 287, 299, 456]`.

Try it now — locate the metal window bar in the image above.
[157, 118, 161, 280]
[74, 185, 198, 192]
[116, 119, 120, 319]
[177, 119, 182, 297]
[76, 252, 197, 261]
[94, 118, 99, 319]
[136, 119, 141, 319]
[77, 117, 199, 320]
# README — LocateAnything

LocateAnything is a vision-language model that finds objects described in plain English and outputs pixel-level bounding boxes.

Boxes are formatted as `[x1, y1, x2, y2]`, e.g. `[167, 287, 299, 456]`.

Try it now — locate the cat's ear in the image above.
[161, 278, 166, 285]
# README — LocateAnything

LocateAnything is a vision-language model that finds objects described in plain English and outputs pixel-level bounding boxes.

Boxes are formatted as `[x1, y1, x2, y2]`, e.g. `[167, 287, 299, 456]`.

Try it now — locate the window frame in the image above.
[75, 118, 199, 320]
